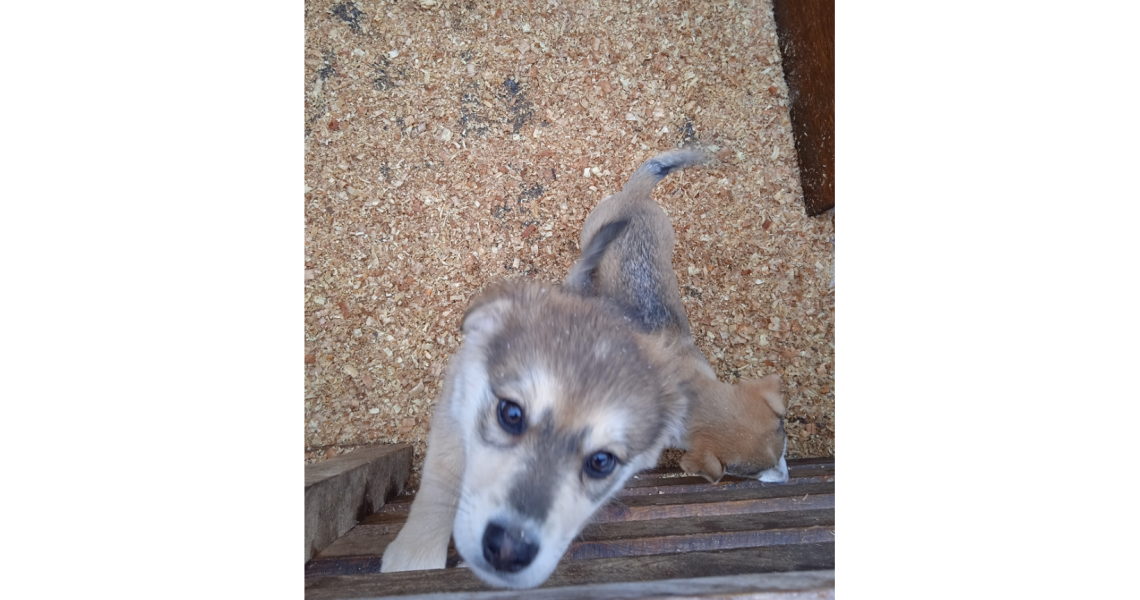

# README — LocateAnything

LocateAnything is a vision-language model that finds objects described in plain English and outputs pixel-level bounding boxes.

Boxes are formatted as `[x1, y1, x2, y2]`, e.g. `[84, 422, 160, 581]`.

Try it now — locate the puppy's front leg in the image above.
[381, 399, 464, 572]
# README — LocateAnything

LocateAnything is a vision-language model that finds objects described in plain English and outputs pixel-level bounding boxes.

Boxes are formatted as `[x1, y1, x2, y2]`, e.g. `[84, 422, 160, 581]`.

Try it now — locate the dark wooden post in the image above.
[772, 0, 835, 216]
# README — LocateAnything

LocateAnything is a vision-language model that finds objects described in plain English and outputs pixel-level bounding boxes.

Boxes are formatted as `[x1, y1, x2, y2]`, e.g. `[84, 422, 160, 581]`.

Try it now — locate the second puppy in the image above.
[566, 149, 788, 484]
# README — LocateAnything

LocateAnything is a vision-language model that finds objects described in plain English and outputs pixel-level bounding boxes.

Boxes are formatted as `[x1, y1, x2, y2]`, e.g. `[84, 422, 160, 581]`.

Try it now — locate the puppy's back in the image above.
[566, 150, 707, 336]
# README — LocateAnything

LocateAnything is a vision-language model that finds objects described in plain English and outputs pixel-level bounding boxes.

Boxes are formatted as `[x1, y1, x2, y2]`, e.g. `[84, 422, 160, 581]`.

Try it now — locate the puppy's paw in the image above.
[381, 534, 447, 573]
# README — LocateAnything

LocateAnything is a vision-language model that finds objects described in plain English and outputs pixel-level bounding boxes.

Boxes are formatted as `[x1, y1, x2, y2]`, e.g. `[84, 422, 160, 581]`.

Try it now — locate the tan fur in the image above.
[567, 149, 789, 485]
[682, 371, 786, 483]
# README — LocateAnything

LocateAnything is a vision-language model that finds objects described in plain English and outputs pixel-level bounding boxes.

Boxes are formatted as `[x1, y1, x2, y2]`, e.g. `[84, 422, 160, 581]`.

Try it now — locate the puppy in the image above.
[679, 372, 787, 483]
[565, 149, 789, 485]
[381, 279, 688, 588]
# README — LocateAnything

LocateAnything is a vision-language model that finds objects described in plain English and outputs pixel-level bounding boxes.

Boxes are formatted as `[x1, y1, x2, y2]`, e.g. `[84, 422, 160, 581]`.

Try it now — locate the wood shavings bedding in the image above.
[304, 0, 834, 492]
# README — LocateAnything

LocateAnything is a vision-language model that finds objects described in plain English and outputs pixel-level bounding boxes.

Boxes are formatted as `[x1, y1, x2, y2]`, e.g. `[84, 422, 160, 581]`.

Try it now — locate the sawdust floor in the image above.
[304, 0, 834, 491]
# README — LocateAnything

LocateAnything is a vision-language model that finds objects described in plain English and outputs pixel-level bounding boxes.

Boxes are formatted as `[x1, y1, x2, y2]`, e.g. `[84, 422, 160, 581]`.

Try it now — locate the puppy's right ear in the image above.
[461, 288, 513, 342]
[743, 373, 785, 417]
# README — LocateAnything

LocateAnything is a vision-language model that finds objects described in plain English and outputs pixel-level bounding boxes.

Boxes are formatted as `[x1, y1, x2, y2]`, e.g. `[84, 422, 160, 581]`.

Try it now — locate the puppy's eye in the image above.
[584, 451, 617, 478]
[497, 399, 526, 435]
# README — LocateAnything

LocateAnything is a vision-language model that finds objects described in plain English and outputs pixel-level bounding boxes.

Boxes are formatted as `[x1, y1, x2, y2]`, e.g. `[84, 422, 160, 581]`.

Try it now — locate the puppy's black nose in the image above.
[482, 521, 539, 573]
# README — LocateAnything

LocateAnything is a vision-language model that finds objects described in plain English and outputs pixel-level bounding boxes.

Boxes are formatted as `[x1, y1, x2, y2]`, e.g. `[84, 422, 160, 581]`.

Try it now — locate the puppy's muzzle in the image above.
[482, 522, 539, 573]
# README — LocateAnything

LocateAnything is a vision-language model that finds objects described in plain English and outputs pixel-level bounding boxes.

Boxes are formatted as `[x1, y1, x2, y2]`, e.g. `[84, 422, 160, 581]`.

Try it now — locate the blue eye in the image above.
[497, 399, 526, 435]
[584, 451, 617, 478]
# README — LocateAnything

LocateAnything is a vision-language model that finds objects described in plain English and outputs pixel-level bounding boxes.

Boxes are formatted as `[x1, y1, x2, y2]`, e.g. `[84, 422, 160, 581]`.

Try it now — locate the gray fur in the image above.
[621, 148, 708, 193]
[564, 219, 629, 293]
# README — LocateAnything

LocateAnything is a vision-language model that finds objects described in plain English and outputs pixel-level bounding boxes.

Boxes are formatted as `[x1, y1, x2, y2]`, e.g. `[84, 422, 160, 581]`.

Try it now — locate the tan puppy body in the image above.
[679, 371, 787, 482]
[566, 149, 789, 485]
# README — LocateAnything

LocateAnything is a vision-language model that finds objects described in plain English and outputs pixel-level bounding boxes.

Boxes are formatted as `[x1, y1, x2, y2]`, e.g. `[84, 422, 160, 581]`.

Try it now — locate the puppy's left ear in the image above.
[461, 286, 514, 342]
[743, 374, 786, 417]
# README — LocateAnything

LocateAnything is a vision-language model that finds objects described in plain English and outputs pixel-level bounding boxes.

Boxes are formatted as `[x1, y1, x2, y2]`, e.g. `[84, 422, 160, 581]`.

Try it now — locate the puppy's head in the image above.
[734, 374, 789, 482]
[449, 280, 685, 589]
[682, 374, 789, 484]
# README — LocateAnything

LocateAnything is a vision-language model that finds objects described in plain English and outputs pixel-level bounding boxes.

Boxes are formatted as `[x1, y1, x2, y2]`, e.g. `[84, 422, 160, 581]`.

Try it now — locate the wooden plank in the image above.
[630, 464, 835, 485]
[358, 510, 412, 530]
[366, 480, 833, 526]
[580, 509, 833, 542]
[622, 472, 834, 494]
[305, 444, 413, 562]
[596, 482, 834, 523]
[635, 457, 833, 480]
[780, 457, 835, 469]
[373, 467, 834, 515]
[570, 509, 834, 560]
[628, 468, 834, 486]
[305, 556, 386, 579]
[622, 469, 834, 496]
[310, 571, 835, 600]
[363, 486, 833, 546]
[313, 527, 420, 560]
[305, 544, 835, 599]
[309, 509, 833, 575]
[772, 0, 835, 216]
[373, 494, 413, 514]
[306, 546, 465, 578]
[367, 471, 833, 510]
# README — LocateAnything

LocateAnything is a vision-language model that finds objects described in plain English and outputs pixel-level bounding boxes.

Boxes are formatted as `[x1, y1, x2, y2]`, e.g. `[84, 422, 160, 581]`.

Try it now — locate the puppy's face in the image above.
[726, 375, 789, 482]
[450, 282, 684, 589]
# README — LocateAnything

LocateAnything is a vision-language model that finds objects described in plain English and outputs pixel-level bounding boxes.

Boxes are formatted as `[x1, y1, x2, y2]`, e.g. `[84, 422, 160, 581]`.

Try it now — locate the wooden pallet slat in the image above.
[569, 510, 835, 561]
[621, 469, 835, 496]
[306, 544, 836, 600]
[371, 466, 834, 515]
[595, 482, 835, 523]
[634, 457, 835, 479]
[307, 509, 834, 577]
[305, 457, 835, 598]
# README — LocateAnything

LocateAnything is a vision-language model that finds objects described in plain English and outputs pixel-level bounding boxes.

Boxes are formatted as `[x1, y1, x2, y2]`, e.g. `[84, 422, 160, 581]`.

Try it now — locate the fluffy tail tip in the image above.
[641, 148, 709, 178]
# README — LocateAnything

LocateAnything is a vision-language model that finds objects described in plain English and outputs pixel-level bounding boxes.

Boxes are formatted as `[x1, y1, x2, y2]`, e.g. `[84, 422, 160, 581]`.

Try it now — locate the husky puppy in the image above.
[381, 279, 688, 588]
[565, 148, 789, 485]
[381, 149, 786, 589]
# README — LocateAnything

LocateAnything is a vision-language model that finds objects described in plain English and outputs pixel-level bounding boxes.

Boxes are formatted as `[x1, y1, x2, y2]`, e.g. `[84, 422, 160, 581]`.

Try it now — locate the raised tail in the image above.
[621, 148, 709, 198]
